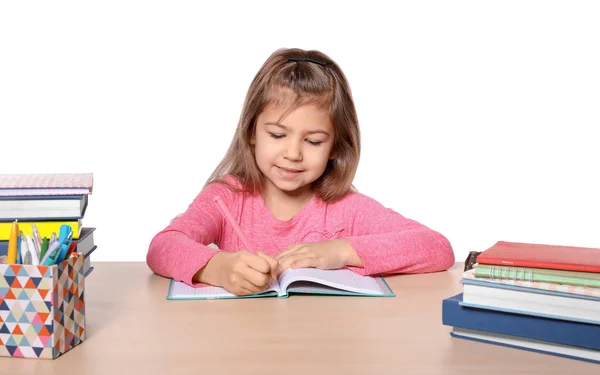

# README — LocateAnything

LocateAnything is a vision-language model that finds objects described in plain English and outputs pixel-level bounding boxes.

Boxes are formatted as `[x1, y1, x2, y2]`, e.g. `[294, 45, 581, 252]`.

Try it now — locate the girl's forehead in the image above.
[261, 98, 330, 121]
[260, 101, 330, 121]
[265, 85, 331, 110]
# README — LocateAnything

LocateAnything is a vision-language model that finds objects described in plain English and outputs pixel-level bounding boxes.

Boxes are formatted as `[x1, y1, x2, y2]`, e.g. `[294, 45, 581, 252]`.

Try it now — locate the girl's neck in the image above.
[260, 183, 315, 222]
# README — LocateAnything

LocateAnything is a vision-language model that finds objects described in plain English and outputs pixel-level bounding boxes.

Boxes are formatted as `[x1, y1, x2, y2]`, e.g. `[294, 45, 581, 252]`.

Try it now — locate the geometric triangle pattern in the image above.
[0, 252, 86, 359]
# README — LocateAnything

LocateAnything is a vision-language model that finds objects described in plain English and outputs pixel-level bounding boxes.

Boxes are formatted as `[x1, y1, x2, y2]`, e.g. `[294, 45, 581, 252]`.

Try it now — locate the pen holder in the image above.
[0, 253, 86, 359]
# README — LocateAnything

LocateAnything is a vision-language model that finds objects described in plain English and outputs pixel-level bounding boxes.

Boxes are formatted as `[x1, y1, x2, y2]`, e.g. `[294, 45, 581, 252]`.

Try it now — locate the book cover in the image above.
[442, 293, 600, 351]
[460, 278, 600, 324]
[450, 328, 600, 365]
[464, 268, 600, 297]
[476, 241, 600, 273]
[76, 227, 96, 255]
[0, 220, 82, 241]
[471, 264, 600, 288]
[0, 173, 93, 197]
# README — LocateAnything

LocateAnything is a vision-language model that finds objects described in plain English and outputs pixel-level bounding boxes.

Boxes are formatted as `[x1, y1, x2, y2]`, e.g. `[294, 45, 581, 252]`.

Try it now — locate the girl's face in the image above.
[253, 102, 334, 198]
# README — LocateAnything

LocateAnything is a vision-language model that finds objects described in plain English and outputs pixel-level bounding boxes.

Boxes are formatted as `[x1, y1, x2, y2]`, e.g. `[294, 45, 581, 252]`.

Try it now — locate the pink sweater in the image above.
[147, 176, 455, 286]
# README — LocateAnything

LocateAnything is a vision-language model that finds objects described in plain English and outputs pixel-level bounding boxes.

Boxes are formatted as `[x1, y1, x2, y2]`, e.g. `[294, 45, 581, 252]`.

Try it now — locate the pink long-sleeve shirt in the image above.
[147, 176, 455, 286]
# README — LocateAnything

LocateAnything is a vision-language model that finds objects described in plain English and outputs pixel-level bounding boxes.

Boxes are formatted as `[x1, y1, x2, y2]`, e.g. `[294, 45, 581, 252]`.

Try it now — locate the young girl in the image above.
[147, 48, 455, 296]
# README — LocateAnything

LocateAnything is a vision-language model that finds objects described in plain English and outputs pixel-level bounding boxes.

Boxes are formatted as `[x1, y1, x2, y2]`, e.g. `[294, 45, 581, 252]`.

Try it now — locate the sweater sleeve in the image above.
[146, 180, 235, 286]
[341, 193, 455, 276]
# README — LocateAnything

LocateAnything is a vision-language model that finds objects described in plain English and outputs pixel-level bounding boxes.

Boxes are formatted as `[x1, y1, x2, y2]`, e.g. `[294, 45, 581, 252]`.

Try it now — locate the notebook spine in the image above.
[489, 265, 535, 282]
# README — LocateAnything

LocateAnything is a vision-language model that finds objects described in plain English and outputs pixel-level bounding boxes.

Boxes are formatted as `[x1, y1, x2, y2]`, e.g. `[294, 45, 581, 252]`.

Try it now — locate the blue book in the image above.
[0, 240, 6, 257]
[443, 293, 600, 364]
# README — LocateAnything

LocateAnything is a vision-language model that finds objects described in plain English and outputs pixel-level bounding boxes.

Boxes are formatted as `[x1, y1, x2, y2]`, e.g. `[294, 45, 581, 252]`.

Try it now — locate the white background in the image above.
[1, 1, 599, 264]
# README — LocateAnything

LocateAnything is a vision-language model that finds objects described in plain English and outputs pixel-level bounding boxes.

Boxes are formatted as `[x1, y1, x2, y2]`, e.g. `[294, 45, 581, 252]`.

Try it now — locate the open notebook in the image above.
[167, 267, 395, 300]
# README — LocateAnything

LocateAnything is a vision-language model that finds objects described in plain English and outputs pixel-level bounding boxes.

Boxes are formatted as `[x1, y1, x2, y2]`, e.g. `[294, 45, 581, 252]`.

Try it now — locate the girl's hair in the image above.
[205, 48, 361, 202]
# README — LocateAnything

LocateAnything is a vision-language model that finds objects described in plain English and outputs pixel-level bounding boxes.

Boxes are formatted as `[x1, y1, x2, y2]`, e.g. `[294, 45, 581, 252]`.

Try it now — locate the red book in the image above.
[476, 241, 600, 273]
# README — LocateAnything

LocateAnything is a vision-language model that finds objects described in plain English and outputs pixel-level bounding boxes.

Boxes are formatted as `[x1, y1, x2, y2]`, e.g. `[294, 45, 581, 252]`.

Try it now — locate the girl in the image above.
[147, 48, 455, 296]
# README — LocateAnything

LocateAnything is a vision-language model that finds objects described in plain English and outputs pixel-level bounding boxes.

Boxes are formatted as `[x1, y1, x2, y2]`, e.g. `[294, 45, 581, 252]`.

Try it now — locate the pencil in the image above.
[213, 196, 253, 251]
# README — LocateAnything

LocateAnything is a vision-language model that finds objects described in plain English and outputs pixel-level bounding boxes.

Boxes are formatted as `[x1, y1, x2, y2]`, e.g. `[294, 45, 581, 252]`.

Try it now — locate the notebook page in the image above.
[278, 268, 385, 295]
[170, 281, 237, 299]
[168, 280, 281, 299]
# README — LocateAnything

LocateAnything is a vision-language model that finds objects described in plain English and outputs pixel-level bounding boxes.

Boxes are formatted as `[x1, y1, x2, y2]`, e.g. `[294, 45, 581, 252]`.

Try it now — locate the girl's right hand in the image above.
[217, 250, 278, 296]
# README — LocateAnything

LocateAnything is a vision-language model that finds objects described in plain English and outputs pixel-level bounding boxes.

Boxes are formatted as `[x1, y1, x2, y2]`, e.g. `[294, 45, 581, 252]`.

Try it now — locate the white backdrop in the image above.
[1, 1, 599, 264]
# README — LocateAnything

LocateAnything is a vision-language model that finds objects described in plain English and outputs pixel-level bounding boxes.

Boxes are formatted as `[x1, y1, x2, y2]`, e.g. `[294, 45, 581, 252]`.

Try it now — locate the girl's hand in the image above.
[214, 251, 279, 296]
[275, 239, 363, 275]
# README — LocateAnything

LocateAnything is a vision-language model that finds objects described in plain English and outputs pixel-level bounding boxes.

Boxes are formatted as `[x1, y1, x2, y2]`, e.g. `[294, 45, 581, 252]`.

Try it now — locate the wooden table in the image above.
[1, 262, 598, 374]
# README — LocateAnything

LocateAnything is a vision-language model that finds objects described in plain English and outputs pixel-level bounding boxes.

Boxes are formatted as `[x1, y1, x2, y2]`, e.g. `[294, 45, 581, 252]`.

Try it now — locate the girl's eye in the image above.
[307, 140, 322, 146]
[269, 133, 284, 139]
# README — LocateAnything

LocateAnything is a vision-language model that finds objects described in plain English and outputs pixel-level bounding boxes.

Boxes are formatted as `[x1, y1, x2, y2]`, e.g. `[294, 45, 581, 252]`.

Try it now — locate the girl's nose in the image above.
[283, 139, 303, 161]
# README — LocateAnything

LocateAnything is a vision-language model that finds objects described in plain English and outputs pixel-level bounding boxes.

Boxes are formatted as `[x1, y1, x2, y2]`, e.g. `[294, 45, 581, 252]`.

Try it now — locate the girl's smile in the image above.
[276, 166, 304, 179]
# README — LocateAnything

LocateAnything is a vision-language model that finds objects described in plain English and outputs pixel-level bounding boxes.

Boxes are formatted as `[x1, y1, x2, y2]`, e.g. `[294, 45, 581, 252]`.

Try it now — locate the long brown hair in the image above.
[206, 48, 361, 202]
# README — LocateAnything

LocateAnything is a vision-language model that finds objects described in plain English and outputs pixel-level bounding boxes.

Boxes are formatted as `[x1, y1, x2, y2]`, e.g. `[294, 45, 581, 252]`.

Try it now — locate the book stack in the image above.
[0, 173, 96, 276]
[442, 241, 600, 364]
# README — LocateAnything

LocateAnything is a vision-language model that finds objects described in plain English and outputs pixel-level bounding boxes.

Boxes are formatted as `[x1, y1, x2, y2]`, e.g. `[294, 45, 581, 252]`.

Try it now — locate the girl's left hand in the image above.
[274, 239, 363, 275]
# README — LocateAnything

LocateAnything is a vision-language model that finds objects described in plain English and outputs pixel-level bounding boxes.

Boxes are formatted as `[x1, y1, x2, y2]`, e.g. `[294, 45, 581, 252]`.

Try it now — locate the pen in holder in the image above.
[40, 240, 61, 266]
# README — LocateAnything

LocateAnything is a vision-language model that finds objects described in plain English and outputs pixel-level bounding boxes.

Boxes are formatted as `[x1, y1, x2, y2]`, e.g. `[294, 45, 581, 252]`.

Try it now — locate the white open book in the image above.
[167, 268, 395, 300]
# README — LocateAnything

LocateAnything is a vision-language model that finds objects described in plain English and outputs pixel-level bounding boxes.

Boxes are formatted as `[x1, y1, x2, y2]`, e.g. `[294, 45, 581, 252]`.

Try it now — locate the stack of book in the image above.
[443, 241, 600, 364]
[0, 173, 96, 276]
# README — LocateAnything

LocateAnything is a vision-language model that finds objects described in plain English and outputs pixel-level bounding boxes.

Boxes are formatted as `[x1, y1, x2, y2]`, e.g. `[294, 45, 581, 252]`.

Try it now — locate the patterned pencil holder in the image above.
[0, 253, 85, 359]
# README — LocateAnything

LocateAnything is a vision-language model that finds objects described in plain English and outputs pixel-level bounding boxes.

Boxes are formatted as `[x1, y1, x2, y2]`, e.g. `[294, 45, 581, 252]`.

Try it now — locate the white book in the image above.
[167, 268, 395, 300]
[0, 195, 88, 219]
[460, 278, 600, 324]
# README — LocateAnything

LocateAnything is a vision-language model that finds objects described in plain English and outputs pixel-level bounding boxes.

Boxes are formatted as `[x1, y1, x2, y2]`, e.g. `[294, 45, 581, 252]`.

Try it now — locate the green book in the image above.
[474, 264, 600, 288]
[167, 268, 395, 300]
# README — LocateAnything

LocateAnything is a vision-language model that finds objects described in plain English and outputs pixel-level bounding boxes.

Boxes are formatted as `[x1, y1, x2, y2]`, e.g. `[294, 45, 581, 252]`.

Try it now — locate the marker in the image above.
[26, 235, 39, 265]
[40, 240, 61, 266]
[22, 235, 31, 265]
[6, 220, 19, 264]
[40, 237, 49, 260]
[56, 226, 73, 263]
[31, 223, 42, 258]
